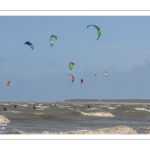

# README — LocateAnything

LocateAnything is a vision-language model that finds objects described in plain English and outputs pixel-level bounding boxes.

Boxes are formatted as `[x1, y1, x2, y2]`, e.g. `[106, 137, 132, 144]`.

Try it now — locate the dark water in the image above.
[0, 100, 150, 134]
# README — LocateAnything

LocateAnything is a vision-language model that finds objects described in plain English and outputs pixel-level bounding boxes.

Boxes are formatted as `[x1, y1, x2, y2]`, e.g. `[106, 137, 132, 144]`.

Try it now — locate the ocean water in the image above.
[0, 100, 150, 134]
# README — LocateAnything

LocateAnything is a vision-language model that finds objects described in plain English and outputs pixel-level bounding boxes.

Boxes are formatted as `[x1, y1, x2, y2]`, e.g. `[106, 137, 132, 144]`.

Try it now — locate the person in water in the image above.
[88, 105, 91, 110]
[4, 107, 7, 111]
[15, 105, 17, 108]
[33, 105, 35, 110]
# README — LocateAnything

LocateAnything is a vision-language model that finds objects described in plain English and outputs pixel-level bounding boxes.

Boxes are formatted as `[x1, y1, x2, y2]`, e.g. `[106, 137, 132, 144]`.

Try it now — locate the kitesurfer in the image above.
[4, 107, 7, 111]
[88, 105, 91, 110]
[33, 105, 35, 110]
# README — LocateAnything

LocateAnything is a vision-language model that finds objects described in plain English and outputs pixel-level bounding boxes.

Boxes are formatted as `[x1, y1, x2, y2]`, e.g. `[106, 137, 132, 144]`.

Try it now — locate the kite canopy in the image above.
[68, 74, 74, 82]
[87, 24, 101, 40]
[94, 74, 97, 78]
[50, 35, 57, 47]
[69, 62, 75, 70]
[7, 81, 11, 86]
[105, 71, 108, 77]
[24, 41, 34, 50]
[80, 79, 83, 84]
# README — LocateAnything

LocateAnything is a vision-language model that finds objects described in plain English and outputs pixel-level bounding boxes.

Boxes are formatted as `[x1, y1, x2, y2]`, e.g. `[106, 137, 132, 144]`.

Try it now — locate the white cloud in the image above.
[126, 51, 150, 70]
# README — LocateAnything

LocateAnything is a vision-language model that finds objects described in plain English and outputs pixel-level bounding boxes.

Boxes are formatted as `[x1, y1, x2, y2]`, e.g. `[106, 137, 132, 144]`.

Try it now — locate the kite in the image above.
[7, 81, 11, 86]
[50, 35, 57, 47]
[24, 41, 34, 50]
[94, 74, 97, 78]
[69, 62, 75, 70]
[87, 24, 101, 40]
[68, 74, 74, 82]
[80, 79, 83, 84]
[105, 71, 108, 77]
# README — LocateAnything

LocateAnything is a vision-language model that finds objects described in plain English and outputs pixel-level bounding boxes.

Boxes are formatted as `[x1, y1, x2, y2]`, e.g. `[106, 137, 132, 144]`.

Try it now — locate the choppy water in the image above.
[0, 100, 150, 134]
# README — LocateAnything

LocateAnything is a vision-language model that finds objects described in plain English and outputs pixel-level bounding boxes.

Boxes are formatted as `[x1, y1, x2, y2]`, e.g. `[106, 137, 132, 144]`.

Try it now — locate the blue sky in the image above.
[0, 16, 150, 102]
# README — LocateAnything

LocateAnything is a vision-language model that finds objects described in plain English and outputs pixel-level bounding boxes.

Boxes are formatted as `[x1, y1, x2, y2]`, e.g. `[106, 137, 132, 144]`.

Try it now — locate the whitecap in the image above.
[34, 113, 44, 115]
[18, 104, 28, 107]
[134, 108, 150, 112]
[64, 126, 137, 134]
[0, 115, 10, 123]
[81, 112, 115, 117]
[58, 106, 70, 108]
[9, 111, 19, 113]
[108, 107, 117, 109]
[7, 129, 26, 134]
[2, 103, 10, 106]
[35, 106, 43, 108]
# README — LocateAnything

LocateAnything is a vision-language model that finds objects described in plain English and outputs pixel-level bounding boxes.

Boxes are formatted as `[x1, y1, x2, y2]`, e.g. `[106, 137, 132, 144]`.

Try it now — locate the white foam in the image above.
[34, 113, 44, 115]
[2, 103, 10, 105]
[100, 105, 108, 108]
[7, 129, 26, 134]
[0, 115, 10, 123]
[58, 106, 70, 108]
[52, 103, 58, 106]
[42, 106, 50, 109]
[38, 104, 43, 105]
[7, 126, 137, 134]
[81, 112, 115, 117]
[42, 126, 137, 134]
[18, 104, 28, 107]
[35, 106, 50, 110]
[9, 111, 19, 113]
[134, 108, 150, 112]
[35, 106, 43, 108]
[63, 126, 137, 134]
[90, 108, 99, 110]
[108, 107, 116, 109]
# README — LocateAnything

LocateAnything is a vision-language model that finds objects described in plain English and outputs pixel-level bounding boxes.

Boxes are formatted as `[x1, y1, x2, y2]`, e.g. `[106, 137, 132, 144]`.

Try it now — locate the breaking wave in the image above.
[35, 106, 50, 110]
[32, 113, 53, 119]
[134, 108, 150, 112]
[6, 126, 137, 134]
[17, 104, 28, 107]
[58, 106, 70, 108]
[38, 104, 43, 106]
[108, 106, 117, 109]
[59, 126, 137, 134]
[81, 112, 115, 117]
[2, 103, 10, 106]
[0, 115, 11, 123]
[7, 129, 26, 134]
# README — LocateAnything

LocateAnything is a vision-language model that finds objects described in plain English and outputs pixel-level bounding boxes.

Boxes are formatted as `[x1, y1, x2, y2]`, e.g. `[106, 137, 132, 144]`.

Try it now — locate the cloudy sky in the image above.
[0, 16, 150, 102]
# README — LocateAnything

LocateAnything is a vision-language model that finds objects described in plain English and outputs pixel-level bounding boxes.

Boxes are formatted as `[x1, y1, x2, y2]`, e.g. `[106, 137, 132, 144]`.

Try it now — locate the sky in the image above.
[0, 16, 150, 102]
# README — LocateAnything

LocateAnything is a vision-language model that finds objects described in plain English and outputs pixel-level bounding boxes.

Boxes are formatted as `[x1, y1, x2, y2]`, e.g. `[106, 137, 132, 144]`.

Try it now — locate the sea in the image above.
[0, 99, 150, 134]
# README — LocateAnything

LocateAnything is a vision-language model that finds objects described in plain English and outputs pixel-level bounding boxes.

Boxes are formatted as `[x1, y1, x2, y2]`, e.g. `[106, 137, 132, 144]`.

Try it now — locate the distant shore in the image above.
[64, 98, 150, 104]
